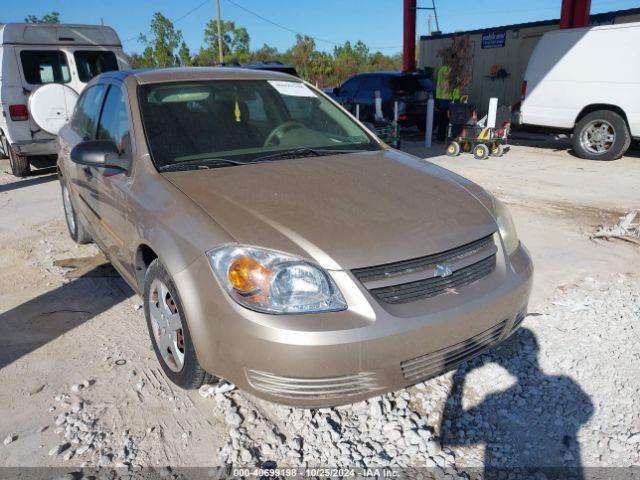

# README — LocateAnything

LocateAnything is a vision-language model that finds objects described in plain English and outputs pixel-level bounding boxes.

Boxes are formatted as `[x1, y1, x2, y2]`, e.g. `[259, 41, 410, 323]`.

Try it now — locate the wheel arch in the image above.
[575, 104, 629, 128]
[135, 243, 159, 292]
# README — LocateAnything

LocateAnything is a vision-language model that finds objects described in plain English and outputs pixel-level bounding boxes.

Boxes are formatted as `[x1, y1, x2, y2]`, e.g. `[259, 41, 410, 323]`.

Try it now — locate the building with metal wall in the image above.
[417, 8, 640, 115]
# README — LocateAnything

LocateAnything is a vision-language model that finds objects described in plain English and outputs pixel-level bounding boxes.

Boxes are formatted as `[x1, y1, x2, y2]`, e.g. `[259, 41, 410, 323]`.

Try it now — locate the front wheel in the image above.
[144, 259, 215, 389]
[572, 110, 630, 161]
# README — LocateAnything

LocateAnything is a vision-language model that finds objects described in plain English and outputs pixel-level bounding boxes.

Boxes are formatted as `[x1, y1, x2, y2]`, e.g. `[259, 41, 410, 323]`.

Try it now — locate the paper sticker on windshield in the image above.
[268, 81, 316, 97]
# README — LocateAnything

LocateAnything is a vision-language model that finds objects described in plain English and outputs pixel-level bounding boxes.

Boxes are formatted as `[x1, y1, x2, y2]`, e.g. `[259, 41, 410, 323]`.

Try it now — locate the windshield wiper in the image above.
[158, 157, 251, 172]
[252, 147, 365, 163]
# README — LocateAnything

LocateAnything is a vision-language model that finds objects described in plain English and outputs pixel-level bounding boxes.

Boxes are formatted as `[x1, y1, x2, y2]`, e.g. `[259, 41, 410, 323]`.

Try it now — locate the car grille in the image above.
[352, 234, 497, 304]
[401, 319, 508, 382]
[245, 369, 383, 400]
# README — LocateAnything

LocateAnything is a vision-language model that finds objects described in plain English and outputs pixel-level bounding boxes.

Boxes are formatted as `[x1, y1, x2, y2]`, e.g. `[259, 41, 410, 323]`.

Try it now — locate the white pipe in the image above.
[487, 97, 498, 129]
[425, 96, 435, 148]
[374, 90, 383, 122]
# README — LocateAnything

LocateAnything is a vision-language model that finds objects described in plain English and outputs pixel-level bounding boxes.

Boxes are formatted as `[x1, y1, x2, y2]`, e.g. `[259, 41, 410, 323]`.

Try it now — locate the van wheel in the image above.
[8, 143, 30, 177]
[144, 259, 216, 389]
[572, 110, 630, 161]
[60, 180, 92, 244]
[0, 136, 9, 160]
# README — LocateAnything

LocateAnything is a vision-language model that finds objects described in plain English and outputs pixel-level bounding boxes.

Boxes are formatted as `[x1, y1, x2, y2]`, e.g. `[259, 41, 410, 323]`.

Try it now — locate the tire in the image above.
[416, 120, 426, 133]
[572, 110, 631, 161]
[446, 141, 460, 157]
[473, 144, 490, 160]
[0, 136, 9, 160]
[490, 143, 504, 157]
[144, 259, 215, 389]
[8, 143, 30, 177]
[60, 179, 92, 244]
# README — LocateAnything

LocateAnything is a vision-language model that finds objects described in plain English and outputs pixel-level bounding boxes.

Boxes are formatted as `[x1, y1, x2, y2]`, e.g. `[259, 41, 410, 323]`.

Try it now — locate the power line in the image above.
[223, 0, 402, 50]
[223, 0, 338, 45]
[122, 0, 209, 43]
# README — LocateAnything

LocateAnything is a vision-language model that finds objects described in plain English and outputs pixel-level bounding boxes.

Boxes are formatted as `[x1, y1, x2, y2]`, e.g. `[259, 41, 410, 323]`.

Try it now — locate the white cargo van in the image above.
[0, 23, 129, 176]
[518, 22, 640, 160]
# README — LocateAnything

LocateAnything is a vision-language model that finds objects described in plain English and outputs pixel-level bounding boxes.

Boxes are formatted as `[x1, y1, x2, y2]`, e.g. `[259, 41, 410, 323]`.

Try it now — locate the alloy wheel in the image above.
[580, 120, 615, 155]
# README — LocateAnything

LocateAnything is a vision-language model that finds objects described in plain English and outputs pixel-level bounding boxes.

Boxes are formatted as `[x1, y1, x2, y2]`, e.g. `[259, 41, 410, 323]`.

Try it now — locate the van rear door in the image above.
[12, 46, 74, 140]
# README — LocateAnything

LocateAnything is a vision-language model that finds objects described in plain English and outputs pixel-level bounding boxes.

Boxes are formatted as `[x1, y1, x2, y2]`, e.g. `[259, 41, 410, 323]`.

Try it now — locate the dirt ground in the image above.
[0, 143, 639, 473]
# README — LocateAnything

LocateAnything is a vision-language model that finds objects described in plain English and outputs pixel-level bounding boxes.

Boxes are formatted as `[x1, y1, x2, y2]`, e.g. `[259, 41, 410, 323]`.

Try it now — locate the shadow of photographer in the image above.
[440, 327, 594, 479]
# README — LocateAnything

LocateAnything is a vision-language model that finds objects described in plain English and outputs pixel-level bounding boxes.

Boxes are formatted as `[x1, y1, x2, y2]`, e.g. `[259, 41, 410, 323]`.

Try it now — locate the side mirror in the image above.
[333, 87, 340, 96]
[70, 140, 130, 172]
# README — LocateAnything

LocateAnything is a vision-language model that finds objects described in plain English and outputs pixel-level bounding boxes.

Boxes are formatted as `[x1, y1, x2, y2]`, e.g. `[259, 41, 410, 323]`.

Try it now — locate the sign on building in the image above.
[481, 30, 507, 49]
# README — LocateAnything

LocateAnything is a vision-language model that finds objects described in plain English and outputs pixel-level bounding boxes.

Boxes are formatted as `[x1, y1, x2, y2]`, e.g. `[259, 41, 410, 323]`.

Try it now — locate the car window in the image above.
[97, 85, 130, 154]
[390, 75, 435, 93]
[71, 85, 107, 140]
[20, 50, 70, 85]
[139, 80, 379, 168]
[74, 51, 119, 83]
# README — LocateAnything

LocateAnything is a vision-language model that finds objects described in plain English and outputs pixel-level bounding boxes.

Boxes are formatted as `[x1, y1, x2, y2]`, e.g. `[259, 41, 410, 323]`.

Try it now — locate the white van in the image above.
[0, 23, 129, 176]
[518, 22, 640, 160]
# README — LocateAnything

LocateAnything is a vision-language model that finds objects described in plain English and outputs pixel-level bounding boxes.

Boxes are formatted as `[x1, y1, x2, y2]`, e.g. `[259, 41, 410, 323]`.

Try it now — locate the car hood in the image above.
[162, 149, 497, 270]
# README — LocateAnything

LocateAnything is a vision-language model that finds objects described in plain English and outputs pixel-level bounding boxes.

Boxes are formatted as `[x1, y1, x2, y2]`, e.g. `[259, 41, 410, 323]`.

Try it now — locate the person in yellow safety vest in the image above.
[435, 53, 461, 142]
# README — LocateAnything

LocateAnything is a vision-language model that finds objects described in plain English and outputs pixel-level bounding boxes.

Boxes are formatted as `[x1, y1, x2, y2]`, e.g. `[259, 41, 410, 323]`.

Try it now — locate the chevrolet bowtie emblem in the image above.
[434, 263, 454, 278]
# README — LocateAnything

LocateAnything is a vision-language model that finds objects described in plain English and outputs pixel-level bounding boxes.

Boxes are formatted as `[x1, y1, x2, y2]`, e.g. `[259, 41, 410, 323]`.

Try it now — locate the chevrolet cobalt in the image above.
[57, 68, 533, 407]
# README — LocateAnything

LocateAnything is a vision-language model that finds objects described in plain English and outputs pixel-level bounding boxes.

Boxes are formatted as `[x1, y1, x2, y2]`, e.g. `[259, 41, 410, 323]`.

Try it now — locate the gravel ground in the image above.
[191, 273, 639, 473]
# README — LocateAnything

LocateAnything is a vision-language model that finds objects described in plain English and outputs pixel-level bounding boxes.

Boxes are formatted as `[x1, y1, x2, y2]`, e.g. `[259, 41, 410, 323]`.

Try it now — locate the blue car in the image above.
[331, 71, 435, 132]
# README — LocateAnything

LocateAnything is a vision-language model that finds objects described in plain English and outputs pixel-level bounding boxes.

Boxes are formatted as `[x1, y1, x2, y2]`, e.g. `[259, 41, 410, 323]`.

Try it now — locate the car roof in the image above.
[100, 67, 299, 85]
[356, 71, 430, 77]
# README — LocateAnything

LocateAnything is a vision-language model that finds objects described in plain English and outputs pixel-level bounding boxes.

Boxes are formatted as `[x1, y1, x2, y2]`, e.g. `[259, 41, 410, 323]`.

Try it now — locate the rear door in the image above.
[13, 47, 72, 140]
[354, 76, 383, 122]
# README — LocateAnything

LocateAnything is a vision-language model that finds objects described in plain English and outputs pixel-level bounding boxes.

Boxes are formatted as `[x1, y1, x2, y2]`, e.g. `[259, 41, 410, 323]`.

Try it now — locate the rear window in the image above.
[20, 50, 70, 85]
[74, 51, 119, 82]
[390, 76, 434, 93]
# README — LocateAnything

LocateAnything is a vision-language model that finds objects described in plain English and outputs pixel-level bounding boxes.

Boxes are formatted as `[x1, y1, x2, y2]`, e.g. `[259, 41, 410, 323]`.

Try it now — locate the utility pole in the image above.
[427, 14, 432, 36]
[215, 0, 224, 65]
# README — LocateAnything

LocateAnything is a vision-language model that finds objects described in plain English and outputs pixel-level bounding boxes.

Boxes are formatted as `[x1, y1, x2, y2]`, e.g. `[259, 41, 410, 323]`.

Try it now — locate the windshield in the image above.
[139, 80, 380, 169]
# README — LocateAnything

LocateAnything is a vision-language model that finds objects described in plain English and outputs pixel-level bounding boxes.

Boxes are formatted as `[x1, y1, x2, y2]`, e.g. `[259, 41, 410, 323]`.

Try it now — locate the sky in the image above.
[3, 0, 639, 55]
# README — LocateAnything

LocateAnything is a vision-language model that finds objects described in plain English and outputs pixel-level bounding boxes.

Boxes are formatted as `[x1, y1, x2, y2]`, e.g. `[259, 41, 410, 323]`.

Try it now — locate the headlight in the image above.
[493, 198, 520, 256]
[207, 245, 347, 314]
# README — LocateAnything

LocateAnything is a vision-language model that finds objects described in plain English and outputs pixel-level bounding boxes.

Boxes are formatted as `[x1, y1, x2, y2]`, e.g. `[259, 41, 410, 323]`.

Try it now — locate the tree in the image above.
[333, 41, 370, 80]
[195, 20, 250, 65]
[138, 12, 183, 68]
[309, 51, 334, 87]
[178, 41, 192, 67]
[25, 12, 60, 24]
[251, 44, 281, 64]
[284, 34, 316, 79]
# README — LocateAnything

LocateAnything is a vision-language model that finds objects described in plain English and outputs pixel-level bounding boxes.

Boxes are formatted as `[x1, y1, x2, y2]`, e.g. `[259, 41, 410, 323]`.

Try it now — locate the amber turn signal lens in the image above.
[227, 257, 272, 294]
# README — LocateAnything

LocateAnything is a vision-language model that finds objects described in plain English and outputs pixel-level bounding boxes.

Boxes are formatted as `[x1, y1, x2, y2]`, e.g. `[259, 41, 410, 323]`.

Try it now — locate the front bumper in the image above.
[174, 242, 533, 408]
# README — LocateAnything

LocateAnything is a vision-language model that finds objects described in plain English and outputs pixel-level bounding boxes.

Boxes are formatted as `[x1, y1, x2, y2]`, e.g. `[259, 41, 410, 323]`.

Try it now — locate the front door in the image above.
[91, 83, 135, 280]
[65, 84, 107, 229]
